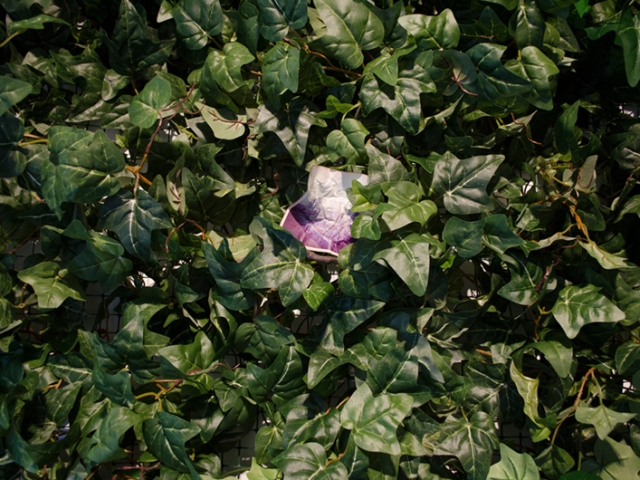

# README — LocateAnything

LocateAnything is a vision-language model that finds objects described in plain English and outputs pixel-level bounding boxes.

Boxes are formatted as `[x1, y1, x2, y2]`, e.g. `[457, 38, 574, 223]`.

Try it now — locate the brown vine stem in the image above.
[511, 113, 542, 145]
[551, 367, 596, 444]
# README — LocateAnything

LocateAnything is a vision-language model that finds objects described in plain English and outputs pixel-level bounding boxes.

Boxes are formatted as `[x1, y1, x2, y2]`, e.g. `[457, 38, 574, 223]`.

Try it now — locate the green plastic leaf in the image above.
[313, 0, 384, 69]
[129, 76, 172, 128]
[443, 217, 485, 258]
[432, 152, 505, 215]
[45, 382, 82, 426]
[273, 442, 349, 479]
[488, 443, 540, 480]
[258, 0, 307, 42]
[17, 262, 85, 310]
[576, 404, 636, 440]
[581, 240, 635, 270]
[373, 233, 430, 296]
[619, 7, 640, 87]
[552, 285, 626, 339]
[506, 46, 559, 110]
[532, 340, 573, 378]
[0, 76, 32, 116]
[101, 189, 173, 261]
[380, 182, 437, 231]
[303, 273, 334, 310]
[256, 98, 327, 166]
[159, 331, 215, 374]
[235, 315, 296, 363]
[172, 0, 223, 50]
[7, 14, 68, 34]
[395, 9, 460, 50]
[616, 341, 640, 375]
[508, 0, 545, 49]
[582, 437, 640, 480]
[366, 145, 413, 184]
[263, 42, 300, 109]
[143, 411, 200, 473]
[87, 406, 143, 463]
[0, 112, 26, 178]
[340, 382, 413, 455]
[433, 412, 499, 480]
[104, 0, 174, 75]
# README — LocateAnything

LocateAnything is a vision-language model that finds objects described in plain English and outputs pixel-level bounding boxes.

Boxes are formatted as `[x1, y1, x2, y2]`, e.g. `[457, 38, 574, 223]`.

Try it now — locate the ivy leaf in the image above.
[432, 152, 505, 215]
[340, 382, 413, 455]
[17, 262, 86, 310]
[236, 316, 296, 363]
[247, 346, 306, 405]
[488, 443, 540, 480]
[257, 98, 327, 166]
[0, 112, 26, 178]
[0, 76, 32, 116]
[443, 217, 484, 258]
[373, 233, 430, 296]
[508, 0, 545, 50]
[582, 437, 640, 480]
[207, 42, 255, 92]
[101, 189, 173, 261]
[143, 411, 200, 473]
[44, 382, 81, 426]
[552, 285, 626, 339]
[7, 14, 68, 34]
[103, 0, 174, 75]
[66, 228, 133, 292]
[531, 340, 573, 379]
[618, 7, 640, 87]
[366, 145, 413, 184]
[433, 412, 499, 480]
[257, 0, 307, 42]
[394, 9, 460, 50]
[581, 240, 635, 270]
[263, 42, 300, 110]
[320, 297, 385, 354]
[159, 331, 215, 374]
[203, 240, 258, 311]
[576, 404, 636, 440]
[87, 406, 143, 463]
[129, 77, 172, 128]
[272, 442, 349, 479]
[380, 182, 437, 231]
[303, 273, 334, 311]
[506, 46, 559, 110]
[615, 341, 640, 375]
[172, 0, 223, 50]
[312, 0, 384, 69]
[241, 226, 314, 306]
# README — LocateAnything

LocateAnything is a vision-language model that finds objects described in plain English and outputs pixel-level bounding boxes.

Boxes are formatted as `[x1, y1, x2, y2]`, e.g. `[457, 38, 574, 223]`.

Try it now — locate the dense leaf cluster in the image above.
[2, 0, 640, 479]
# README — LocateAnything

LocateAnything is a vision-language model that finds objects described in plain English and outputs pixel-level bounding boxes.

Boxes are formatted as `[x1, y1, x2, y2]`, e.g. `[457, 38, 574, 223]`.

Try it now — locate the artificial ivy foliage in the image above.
[2, 0, 640, 479]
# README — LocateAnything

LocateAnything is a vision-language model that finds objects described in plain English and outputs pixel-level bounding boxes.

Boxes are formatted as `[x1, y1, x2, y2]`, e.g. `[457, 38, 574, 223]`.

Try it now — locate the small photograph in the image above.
[281, 166, 369, 255]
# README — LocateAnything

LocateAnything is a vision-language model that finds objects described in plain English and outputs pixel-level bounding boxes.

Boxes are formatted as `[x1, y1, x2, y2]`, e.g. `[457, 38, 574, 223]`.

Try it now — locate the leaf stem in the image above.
[551, 367, 596, 444]
[0, 31, 23, 48]
[18, 139, 48, 146]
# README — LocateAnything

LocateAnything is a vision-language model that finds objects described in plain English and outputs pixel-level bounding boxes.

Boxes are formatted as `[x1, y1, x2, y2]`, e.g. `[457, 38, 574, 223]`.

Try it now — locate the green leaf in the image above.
[303, 273, 334, 310]
[432, 152, 505, 215]
[443, 217, 485, 258]
[207, 42, 255, 92]
[159, 331, 215, 374]
[615, 341, 640, 375]
[256, 98, 327, 166]
[320, 297, 385, 354]
[129, 76, 172, 128]
[0, 76, 32, 116]
[556, 101, 580, 156]
[0, 112, 26, 178]
[235, 315, 296, 363]
[433, 412, 499, 480]
[536, 445, 575, 479]
[582, 437, 640, 480]
[531, 340, 573, 378]
[101, 189, 173, 261]
[87, 405, 143, 463]
[247, 346, 306, 405]
[552, 285, 626, 339]
[581, 240, 635, 270]
[203, 240, 258, 310]
[394, 9, 460, 50]
[312, 0, 384, 69]
[257, 0, 307, 42]
[172, 0, 223, 50]
[373, 233, 430, 296]
[263, 42, 300, 109]
[576, 404, 636, 440]
[17, 262, 86, 310]
[510, 362, 546, 429]
[340, 382, 413, 455]
[618, 7, 640, 87]
[143, 411, 200, 473]
[488, 443, 540, 480]
[366, 145, 413, 184]
[104, 0, 174, 75]
[381, 182, 437, 231]
[483, 215, 526, 254]
[508, 0, 545, 50]
[7, 14, 68, 34]
[240, 226, 315, 306]
[45, 382, 82, 426]
[506, 46, 559, 110]
[91, 365, 136, 407]
[273, 442, 349, 480]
